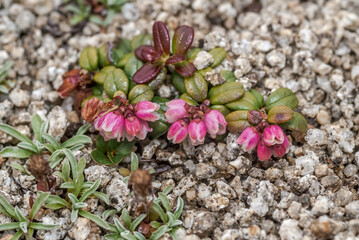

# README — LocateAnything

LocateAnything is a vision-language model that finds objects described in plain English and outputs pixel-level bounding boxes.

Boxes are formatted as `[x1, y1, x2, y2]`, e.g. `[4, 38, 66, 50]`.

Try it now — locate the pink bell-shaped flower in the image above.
[136, 120, 153, 140]
[167, 120, 189, 144]
[262, 125, 285, 146]
[134, 101, 160, 122]
[257, 139, 274, 161]
[272, 134, 290, 157]
[94, 112, 125, 141]
[125, 116, 141, 141]
[204, 109, 227, 138]
[165, 99, 189, 123]
[188, 119, 207, 146]
[236, 127, 261, 152]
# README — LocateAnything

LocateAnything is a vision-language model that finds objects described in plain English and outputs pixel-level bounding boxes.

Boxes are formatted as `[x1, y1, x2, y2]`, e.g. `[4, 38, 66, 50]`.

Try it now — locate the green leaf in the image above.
[42, 133, 62, 150]
[130, 34, 152, 51]
[39, 121, 49, 144]
[68, 193, 79, 205]
[76, 124, 91, 136]
[171, 71, 186, 94]
[179, 93, 198, 106]
[71, 209, 79, 222]
[209, 105, 231, 117]
[208, 82, 244, 105]
[60, 182, 75, 189]
[77, 157, 86, 177]
[62, 159, 70, 182]
[225, 91, 261, 111]
[79, 46, 99, 72]
[225, 110, 250, 133]
[74, 202, 88, 209]
[158, 193, 171, 212]
[44, 143, 56, 154]
[73, 173, 84, 197]
[79, 210, 111, 230]
[115, 140, 135, 156]
[161, 185, 174, 196]
[69, 144, 85, 152]
[11, 229, 23, 240]
[31, 114, 43, 142]
[267, 105, 294, 124]
[150, 221, 162, 229]
[148, 67, 167, 90]
[10, 163, 29, 175]
[129, 214, 146, 232]
[30, 192, 50, 220]
[128, 84, 154, 104]
[105, 233, 123, 240]
[149, 225, 168, 240]
[0, 147, 33, 159]
[124, 54, 144, 81]
[184, 73, 207, 102]
[91, 150, 113, 165]
[209, 47, 227, 68]
[279, 112, 308, 133]
[45, 195, 70, 208]
[249, 89, 264, 108]
[219, 70, 236, 82]
[0, 194, 16, 219]
[103, 67, 129, 97]
[148, 120, 169, 139]
[130, 152, 138, 172]
[0, 123, 33, 144]
[15, 206, 27, 223]
[121, 209, 132, 229]
[265, 87, 298, 111]
[151, 202, 168, 223]
[121, 231, 137, 240]
[62, 149, 78, 180]
[134, 232, 146, 240]
[17, 142, 39, 153]
[79, 179, 101, 202]
[61, 135, 92, 148]
[29, 222, 60, 230]
[174, 197, 184, 219]
[0, 222, 21, 231]
[102, 209, 118, 221]
[114, 218, 126, 232]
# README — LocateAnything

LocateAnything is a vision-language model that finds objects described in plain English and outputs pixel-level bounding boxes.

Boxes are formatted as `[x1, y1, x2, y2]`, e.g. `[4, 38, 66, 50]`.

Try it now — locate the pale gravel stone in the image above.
[68, 218, 91, 240]
[47, 106, 68, 141]
[279, 219, 303, 240]
[9, 88, 30, 107]
[84, 165, 111, 187]
[106, 177, 130, 211]
[193, 51, 214, 70]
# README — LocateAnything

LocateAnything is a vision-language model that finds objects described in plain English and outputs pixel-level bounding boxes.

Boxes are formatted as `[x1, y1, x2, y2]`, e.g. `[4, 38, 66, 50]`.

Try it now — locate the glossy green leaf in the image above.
[180, 93, 198, 106]
[186, 48, 201, 62]
[225, 110, 251, 133]
[128, 84, 154, 104]
[91, 150, 115, 165]
[209, 105, 231, 116]
[279, 112, 308, 133]
[184, 72, 207, 102]
[148, 67, 167, 90]
[130, 34, 152, 51]
[171, 70, 186, 94]
[79, 46, 98, 72]
[124, 54, 144, 81]
[209, 47, 226, 68]
[148, 120, 169, 139]
[219, 70, 236, 82]
[249, 89, 264, 108]
[208, 82, 244, 105]
[267, 105, 294, 124]
[103, 68, 129, 97]
[117, 53, 133, 68]
[98, 42, 112, 67]
[265, 87, 298, 111]
[225, 91, 261, 111]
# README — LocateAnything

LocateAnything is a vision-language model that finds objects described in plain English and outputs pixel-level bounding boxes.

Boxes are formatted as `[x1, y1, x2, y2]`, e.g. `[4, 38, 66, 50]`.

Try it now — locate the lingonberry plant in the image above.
[225, 88, 308, 161]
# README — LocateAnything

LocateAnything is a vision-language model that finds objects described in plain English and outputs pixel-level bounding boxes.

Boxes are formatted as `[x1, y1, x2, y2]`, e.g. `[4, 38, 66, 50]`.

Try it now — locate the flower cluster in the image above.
[82, 97, 160, 141]
[165, 99, 227, 146]
[237, 123, 290, 161]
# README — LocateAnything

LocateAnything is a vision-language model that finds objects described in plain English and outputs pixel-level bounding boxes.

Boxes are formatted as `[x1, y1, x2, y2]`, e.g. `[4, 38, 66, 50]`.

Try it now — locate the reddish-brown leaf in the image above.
[152, 21, 170, 55]
[135, 45, 156, 62]
[165, 54, 185, 65]
[172, 25, 194, 55]
[174, 60, 196, 77]
[132, 63, 162, 84]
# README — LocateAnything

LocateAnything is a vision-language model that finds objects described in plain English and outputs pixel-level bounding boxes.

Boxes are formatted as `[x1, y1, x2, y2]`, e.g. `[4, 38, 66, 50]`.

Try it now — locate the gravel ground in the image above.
[1, 0, 359, 239]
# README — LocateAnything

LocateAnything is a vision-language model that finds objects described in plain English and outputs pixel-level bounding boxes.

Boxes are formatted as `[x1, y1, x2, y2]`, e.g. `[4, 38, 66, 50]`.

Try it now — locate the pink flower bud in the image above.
[165, 99, 189, 123]
[167, 120, 188, 144]
[257, 139, 273, 161]
[188, 119, 207, 146]
[94, 112, 125, 141]
[134, 101, 160, 122]
[273, 134, 290, 157]
[125, 116, 141, 141]
[262, 125, 285, 146]
[236, 127, 261, 152]
[136, 120, 153, 140]
[204, 109, 227, 138]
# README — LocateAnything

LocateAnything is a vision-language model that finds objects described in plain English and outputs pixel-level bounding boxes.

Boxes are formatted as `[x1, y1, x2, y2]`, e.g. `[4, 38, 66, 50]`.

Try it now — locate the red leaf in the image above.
[152, 21, 170, 55]
[165, 54, 185, 65]
[175, 60, 196, 77]
[172, 25, 194, 55]
[133, 63, 162, 84]
[135, 45, 156, 62]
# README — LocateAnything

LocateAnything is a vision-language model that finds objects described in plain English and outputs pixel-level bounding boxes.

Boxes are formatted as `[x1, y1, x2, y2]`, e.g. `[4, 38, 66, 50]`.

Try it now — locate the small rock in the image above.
[205, 193, 229, 211]
[9, 88, 30, 107]
[84, 165, 111, 187]
[192, 211, 216, 236]
[122, 3, 140, 21]
[335, 187, 354, 206]
[205, 70, 225, 86]
[279, 219, 303, 240]
[47, 106, 68, 141]
[193, 51, 214, 70]
[316, 110, 331, 125]
[320, 175, 341, 191]
[266, 50, 286, 69]
[106, 177, 129, 210]
[195, 163, 216, 180]
[216, 180, 236, 199]
[345, 200, 359, 218]
[234, 58, 252, 78]
[68, 218, 91, 240]
[343, 164, 358, 177]
[142, 139, 161, 160]
[252, 40, 274, 52]
[158, 85, 171, 98]
[304, 129, 327, 146]
[295, 28, 318, 51]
